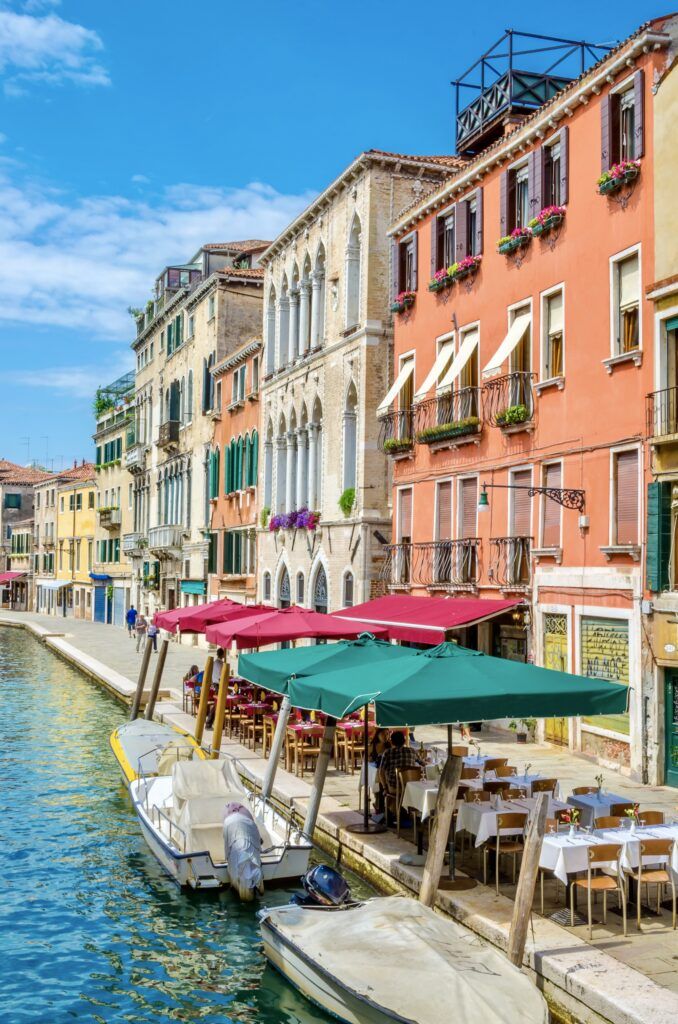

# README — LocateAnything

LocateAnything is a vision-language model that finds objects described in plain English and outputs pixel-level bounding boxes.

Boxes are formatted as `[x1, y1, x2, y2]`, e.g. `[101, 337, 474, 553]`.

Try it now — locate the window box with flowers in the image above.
[416, 416, 480, 445]
[391, 291, 416, 314]
[453, 254, 482, 281]
[428, 269, 454, 293]
[383, 437, 413, 455]
[597, 160, 641, 196]
[269, 507, 318, 532]
[529, 206, 565, 237]
[497, 227, 532, 255]
[495, 404, 530, 427]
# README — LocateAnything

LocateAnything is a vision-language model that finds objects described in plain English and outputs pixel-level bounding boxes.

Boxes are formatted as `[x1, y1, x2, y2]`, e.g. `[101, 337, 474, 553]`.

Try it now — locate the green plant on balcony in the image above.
[528, 205, 565, 237]
[497, 227, 532, 255]
[383, 437, 412, 454]
[428, 268, 455, 292]
[495, 404, 530, 426]
[597, 159, 641, 195]
[391, 291, 416, 314]
[260, 506, 271, 529]
[95, 459, 121, 471]
[93, 388, 115, 419]
[338, 487, 355, 517]
[416, 416, 480, 445]
[142, 574, 158, 590]
[98, 504, 119, 513]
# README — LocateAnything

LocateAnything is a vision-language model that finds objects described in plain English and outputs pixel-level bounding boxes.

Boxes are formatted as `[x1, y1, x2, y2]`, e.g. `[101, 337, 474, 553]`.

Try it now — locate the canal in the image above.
[0, 628, 353, 1023]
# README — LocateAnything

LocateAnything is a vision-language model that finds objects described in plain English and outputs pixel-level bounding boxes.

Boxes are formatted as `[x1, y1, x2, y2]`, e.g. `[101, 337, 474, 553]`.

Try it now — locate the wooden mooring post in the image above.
[507, 791, 548, 967]
[419, 754, 463, 908]
[194, 655, 214, 746]
[144, 638, 169, 720]
[129, 636, 153, 720]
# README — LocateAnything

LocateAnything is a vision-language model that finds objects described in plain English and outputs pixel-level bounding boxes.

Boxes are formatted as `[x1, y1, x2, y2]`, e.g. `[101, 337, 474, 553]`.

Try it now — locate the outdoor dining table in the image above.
[402, 777, 484, 823]
[484, 772, 561, 798]
[566, 790, 631, 827]
[457, 795, 568, 847]
[285, 722, 325, 775]
[540, 823, 678, 886]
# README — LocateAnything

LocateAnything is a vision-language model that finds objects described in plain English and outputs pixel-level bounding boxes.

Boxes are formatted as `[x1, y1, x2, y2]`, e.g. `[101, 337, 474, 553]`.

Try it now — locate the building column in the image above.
[289, 290, 299, 362]
[295, 428, 306, 510]
[298, 282, 310, 356]
[308, 423, 319, 510]
[275, 437, 287, 513]
[310, 272, 323, 349]
[285, 432, 296, 512]
[278, 296, 290, 366]
[266, 305, 276, 373]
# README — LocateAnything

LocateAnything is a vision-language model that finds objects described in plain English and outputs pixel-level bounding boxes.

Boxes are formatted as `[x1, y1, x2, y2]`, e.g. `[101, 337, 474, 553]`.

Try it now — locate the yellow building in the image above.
[55, 462, 97, 619]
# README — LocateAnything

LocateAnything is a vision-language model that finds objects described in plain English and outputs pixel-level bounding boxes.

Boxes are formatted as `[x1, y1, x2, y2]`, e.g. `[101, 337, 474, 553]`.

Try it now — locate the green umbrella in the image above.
[283, 642, 628, 726]
[237, 634, 411, 693]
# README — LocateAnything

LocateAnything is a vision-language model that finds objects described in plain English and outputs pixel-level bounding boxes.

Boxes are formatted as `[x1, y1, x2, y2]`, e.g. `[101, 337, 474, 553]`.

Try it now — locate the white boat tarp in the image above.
[156, 738, 196, 776]
[266, 896, 548, 1024]
[172, 757, 246, 814]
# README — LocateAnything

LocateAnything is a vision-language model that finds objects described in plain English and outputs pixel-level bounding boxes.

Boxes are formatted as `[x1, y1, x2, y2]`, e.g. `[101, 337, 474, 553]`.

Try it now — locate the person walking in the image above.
[135, 612, 148, 652]
[126, 605, 137, 638]
[147, 620, 159, 652]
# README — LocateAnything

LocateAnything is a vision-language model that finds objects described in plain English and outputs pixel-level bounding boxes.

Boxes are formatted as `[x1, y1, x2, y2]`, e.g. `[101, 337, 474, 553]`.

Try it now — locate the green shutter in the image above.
[225, 532, 234, 573]
[116, 437, 122, 460]
[234, 531, 242, 573]
[646, 481, 672, 592]
[236, 436, 244, 490]
[167, 321, 173, 354]
[229, 439, 236, 492]
[666, 315, 678, 332]
[96, 445, 102, 466]
[214, 448, 220, 498]
[114, 538, 120, 563]
[208, 533, 217, 574]
[251, 430, 259, 487]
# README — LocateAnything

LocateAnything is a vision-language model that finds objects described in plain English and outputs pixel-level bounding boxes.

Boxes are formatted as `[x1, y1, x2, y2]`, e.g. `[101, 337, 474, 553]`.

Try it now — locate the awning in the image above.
[332, 594, 521, 645]
[0, 571, 25, 585]
[89, 573, 112, 582]
[438, 329, 479, 390]
[206, 605, 388, 650]
[413, 340, 453, 401]
[482, 314, 530, 378]
[377, 357, 414, 414]
[39, 580, 72, 591]
[181, 580, 206, 596]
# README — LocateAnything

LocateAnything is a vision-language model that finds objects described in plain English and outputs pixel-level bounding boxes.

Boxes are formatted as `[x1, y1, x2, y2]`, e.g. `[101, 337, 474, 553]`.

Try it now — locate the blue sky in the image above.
[0, 0, 667, 468]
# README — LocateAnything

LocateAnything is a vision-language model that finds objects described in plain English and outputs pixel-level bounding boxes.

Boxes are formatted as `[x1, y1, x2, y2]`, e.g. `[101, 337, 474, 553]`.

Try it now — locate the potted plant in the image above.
[495, 404, 530, 427]
[595, 772, 605, 797]
[497, 227, 532, 255]
[624, 803, 640, 833]
[453, 254, 482, 280]
[383, 436, 412, 454]
[415, 416, 480, 445]
[338, 487, 355, 517]
[260, 506, 270, 529]
[597, 159, 641, 195]
[529, 205, 566, 237]
[391, 290, 416, 314]
[561, 806, 580, 838]
[508, 717, 536, 743]
[428, 268, 455, 292]
[508, 720, 527, 743]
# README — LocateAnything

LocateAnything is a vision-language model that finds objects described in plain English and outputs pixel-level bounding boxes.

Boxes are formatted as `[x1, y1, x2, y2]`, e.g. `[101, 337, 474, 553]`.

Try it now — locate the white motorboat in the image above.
[110, 718, 204, 783]
[130, 756, 312, 891]
[260, 895, 549, 1024]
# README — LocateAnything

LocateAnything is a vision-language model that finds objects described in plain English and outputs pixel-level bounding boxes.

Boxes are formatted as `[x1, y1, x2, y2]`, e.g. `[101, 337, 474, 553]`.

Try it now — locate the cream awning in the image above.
[377, 357, 414, 414]
[413, 341, 454, 401]
[547, 292, 563, 334]
[482, 314, 531, 378]
[438, 330, 479, 390]
[619, 256, 639, 309]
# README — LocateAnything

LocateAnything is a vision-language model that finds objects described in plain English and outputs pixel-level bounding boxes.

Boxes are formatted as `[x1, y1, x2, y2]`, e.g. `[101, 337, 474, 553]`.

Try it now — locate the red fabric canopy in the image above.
[205, 605, 388, 649]
[154, 599, 261, 635]
[0, 571, 25, 585]
[332, 594, 522, 645]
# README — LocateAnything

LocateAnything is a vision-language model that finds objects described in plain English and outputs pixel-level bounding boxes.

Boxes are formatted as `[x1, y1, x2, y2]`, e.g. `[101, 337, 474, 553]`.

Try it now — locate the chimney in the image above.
[73, 459, 77, 468]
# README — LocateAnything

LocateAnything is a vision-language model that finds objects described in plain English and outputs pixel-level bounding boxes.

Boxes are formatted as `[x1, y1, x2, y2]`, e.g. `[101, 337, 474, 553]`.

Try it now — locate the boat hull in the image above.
[110, 719, 203, 784]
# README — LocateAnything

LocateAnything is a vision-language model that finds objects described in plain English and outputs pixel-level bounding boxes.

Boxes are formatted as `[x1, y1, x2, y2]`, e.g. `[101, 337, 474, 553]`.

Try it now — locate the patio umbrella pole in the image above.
[347, 704, 386, 835]
[303, 716, 337, 839]
[261, 695, 291, 801]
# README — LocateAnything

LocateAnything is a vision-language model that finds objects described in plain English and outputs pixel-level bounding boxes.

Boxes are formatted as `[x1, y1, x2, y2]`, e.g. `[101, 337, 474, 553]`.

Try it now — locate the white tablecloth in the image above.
[540, 824, 678, 885]
[458, 796, 567, 847]
[566, 791, 630, 827]
[359, 762, 379, 794]
[485, 773, 560, 798]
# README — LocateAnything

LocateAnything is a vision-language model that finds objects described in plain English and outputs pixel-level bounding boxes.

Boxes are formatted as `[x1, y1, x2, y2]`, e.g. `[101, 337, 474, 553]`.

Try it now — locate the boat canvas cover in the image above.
[265, 897, 548, 1024]
[156, 739, 195, 777]
[175, 795, 248, 861]
[172, 758, 246, 815]
[116, 720, 194, 776]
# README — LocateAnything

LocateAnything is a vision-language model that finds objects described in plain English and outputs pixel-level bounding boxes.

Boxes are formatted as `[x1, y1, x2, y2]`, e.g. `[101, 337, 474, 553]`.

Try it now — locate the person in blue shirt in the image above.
[126, 605, 137, 638]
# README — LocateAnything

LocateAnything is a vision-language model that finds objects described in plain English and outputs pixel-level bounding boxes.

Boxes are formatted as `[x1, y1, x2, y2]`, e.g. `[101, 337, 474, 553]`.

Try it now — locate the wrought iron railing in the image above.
[378, 409, 414, 455]
[646, 386, 678, 438]
[414, 387, 482, 445]
[380, 543, 412, 586]
[158, 419, 180, 447]
[490, 537, 531, 588]
[483, 372, 535, 428]
[381, 539, 481, 588]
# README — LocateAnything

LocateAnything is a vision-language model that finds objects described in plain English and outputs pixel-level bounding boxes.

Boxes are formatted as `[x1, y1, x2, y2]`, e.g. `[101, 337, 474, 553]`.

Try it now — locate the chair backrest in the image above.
[638, 810, 664, 825]
[531, 779, 557, 793]
[639, 838, 673, 861]
[483, 780, 506, 795]
[461, 767, 481, 780]
[545, 817, 557, 833]
[495, 766, 517, 778]
[451, 745, 469, 757]
[594, 815, 622, 829]
[609, 802, 634, 817]
[484, 758, 509, 771]
[465, 789, 492, 802]
[588, 842, 621, 867]
[502, 787, 528, 800]
[572, 786, 597, 795]
[397, 767, 422, 791]
[496, 812, 527, 832]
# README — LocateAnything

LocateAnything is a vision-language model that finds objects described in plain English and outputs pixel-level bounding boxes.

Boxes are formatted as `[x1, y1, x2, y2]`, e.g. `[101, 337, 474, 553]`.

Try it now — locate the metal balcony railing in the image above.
[378, 409, 414, 455]
[483, 372, 535, 428]
[380, 543, 413, 586]
[380, 539, 481, 588]
[158, 419, 180, 447]
[646, 386, 678, 438]
[122, 532, 147, 555]
[414, 387, 482, 444]
[490, 537, 531, 588]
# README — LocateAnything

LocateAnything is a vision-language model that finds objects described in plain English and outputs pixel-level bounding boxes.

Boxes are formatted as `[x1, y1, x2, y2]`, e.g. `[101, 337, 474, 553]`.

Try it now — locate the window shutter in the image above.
[391, 239, 400, 301]
[633, 69, 645, 159]
[475, 188, 483, 255]
[542, 463, 562, 547]
[225, 532, 234, 573]
[431, 216, 439, 276]
[460, 478, 477, 538]
[455, 201, 468, 261]
[96, 445, 102, 465]
[251, 430, 259, 485]
[600, 94, 611, 172]
[398, 489, 413, 540]
[224, 444, 230, 493]
[558, 126, 569, 205]
[499, 172, 509, 236]
[528, 149, 542, 218]
[646, 481, 671, 591]
[411, 231, 418, 290]
[615, 450, 639, 544]
[512, 470, 532, 536]
[436, 482, 452, 541]
[202, 359, 209, 413]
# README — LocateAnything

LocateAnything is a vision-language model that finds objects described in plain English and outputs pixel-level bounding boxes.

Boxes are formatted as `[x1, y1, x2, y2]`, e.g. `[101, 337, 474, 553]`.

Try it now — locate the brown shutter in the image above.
[512, 470, 532, 536]
[411, 231, 418, 291]
[559, 126, 569, 205]
[430, 216, 439, 276]
[460, 478, 477, 538]
[616, 450, 639, 544]
[391, 239, 400, 301]
[600, 93, 611, 172]
[475, 187, 483, 255]
[398, 488, 413, 541]
[455, 200, 468, 260]
[633, 69, 645, 158]
[528, 149, 541, 218]
[436, 482, 452, 541]
[499, 172, 509, 236]
[542, 463, 562, 547]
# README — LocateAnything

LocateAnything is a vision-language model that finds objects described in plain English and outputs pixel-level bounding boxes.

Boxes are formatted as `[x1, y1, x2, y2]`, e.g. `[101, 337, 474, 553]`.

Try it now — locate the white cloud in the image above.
[5, 357, 130, 398]
[131, 174, 150, 184]
[0, 7, 109, 94]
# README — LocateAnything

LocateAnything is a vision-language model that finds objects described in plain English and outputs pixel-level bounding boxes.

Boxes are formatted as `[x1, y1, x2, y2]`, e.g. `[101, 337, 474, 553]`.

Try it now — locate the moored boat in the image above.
[110, 718, 205, 783]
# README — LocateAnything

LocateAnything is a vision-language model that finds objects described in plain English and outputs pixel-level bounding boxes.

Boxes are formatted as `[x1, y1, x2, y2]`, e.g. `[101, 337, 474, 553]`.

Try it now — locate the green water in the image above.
[0, 627, 364, 1022]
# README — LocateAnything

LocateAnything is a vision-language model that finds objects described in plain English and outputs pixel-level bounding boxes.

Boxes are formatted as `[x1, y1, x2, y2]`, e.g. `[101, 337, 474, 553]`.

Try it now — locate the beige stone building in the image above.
[33, 473, 59, 614]
[126, 241, 267, 617]
[257, 151, 457, 612]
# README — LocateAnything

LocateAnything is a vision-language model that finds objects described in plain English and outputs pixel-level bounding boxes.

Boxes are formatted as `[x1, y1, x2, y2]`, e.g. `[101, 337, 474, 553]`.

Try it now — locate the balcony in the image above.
[122, 532, 147, 556]
[157, 419, 180, 448]
[414, 387, 482, 448]
[483, 372, 535, 431]
[125, 443, 145, 472]
[98, 506, 121, 530]
[381, 542, 412, 587]
[647, 386, 678, 442]
[490, 537, 531, 589]
[380, 539, 481, 589]
[148, 525, 183, 555]
[378, 409, 414, 457]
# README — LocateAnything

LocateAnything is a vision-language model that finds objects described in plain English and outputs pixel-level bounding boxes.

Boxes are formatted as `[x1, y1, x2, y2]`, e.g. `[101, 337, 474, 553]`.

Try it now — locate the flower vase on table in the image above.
[569, 824, 577, 839]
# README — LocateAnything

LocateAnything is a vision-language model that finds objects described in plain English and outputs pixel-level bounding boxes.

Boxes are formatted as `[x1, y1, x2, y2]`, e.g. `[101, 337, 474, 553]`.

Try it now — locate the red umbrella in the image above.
[154, 599, 261, 634]
[205, 605, 388, 649]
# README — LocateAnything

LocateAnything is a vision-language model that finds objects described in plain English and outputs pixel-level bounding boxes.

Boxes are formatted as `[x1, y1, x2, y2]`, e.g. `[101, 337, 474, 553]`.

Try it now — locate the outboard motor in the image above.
[295, 865, 352, 907]
[222, 803, 264, 901]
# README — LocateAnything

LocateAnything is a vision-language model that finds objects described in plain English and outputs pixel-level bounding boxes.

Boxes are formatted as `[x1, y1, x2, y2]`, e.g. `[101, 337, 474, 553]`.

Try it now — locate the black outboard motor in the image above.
[294, 865, 352, 907]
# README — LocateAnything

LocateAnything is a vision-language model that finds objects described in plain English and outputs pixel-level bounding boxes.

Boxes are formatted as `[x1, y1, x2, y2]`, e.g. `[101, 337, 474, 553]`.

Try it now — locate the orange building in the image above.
[208, 337, 261, 602]
[382, 21, 677, 782]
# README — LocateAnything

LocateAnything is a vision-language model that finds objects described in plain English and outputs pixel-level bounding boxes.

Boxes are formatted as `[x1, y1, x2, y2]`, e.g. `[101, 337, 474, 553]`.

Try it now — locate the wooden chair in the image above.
[483, 780, 506, 796]
[495, 766, 518, 778]
[336, 725, 366, 774]
[571, 843, 627, 938]
[594, 815, 623, 829]
[483, 758, 509, 773]
[461, 766, 482, 780]
[610, 802, 634, 817]
[465, 788, 492, 802]
[451, 745, 469, 757]
[396, 766, 424, 838]
[572, 786, 597, 795]
[296, 731, 323, 778]
[483, 812, 527, 893]
[638, 810, 665, 825]
[502, 787, 529, 800]
[532, 779, 558, 794]
[634, 839, 676, 930]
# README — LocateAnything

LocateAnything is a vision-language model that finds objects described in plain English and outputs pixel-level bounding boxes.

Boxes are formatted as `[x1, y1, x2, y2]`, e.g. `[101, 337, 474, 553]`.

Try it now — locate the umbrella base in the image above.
[437, 878, 477, 892]
[346, 822, 388, 835]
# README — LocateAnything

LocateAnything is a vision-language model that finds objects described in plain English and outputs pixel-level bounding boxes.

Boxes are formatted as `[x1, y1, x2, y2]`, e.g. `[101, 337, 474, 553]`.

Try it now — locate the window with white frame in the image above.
[540, 462, 562, 548]
[262, 571, 271, 602]
[343, 571, 354, 608]
[542, 288, 564, 380]
[296, 572, 304, 605]
[612, 251, 640, 354]
[208, 294, 215, 320]
[188, 315, 195, 338]
[619, 86, 636, 162]
[232, 365, 246, 403]
[612, 448, 639, 545]
[510, 164, 530, 230]
[544, 138, 562, 206]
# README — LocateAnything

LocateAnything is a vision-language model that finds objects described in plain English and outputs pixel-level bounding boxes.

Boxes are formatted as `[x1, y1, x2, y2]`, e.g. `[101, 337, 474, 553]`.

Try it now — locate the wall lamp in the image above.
[478, 482, 586, 512]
